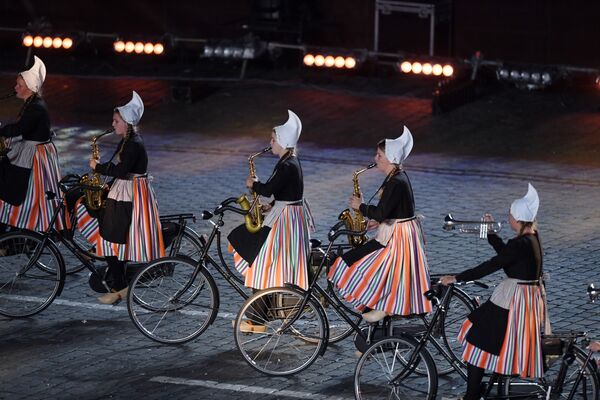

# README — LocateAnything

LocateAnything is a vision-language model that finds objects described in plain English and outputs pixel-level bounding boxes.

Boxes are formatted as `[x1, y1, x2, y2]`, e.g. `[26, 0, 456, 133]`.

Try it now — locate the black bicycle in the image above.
[0, 174, 203, 318]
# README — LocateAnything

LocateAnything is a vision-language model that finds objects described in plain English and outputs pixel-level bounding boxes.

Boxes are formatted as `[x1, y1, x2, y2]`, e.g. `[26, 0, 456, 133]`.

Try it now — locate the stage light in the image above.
[52, 37, 62, 48]
[62, 37, 73, 49]
[114, 40, 125, 52]
[153, 43, 164, 55]
[314, 55, 325, 66]
[442, 65, 454, 77]
[521, 71, 530, 80]
[422, 63, 433, 75]
[324, 56, 334, 67]
[596, 76, 600, 88]
[22, 35, 34, 47]
[33, 36, 43, 47]
[542, 72, 551, 84]
[303, 54, 315, 66]
[202, 38, 266, 60]
[400, 61, 412, 73]
[334, 56, 345, 68]
[43, 36, 53, 48]
[412, 62, 422, 74]
[510, 70, 520, 79]
[124, 41, 134, 53]
[144, 43, 154, 54]
[531, 72, 541, 82]
[345, 57, 357, 69]
[496, 66, 554, 89]
[134, 42, 144, 54]
[432, 64, 443, 76]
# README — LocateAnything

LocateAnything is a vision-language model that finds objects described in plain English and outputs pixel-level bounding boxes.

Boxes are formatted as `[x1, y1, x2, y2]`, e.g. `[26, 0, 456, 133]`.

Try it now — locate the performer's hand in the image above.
[438, 275, 457, 286]
[89, 158, 98, 170]
[261, 203, 272, 213]
[366, 220, 379, 231]
[245, 176, 257, 189]
[349, 195, 362, 211]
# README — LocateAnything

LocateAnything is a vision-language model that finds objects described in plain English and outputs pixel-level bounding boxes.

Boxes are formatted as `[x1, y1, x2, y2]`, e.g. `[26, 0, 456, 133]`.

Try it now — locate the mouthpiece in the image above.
[367, 163, 376, 169]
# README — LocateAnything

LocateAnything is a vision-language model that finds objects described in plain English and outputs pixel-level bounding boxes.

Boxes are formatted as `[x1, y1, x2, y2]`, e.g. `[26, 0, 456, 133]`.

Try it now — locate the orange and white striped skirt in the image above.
[458, 284, 545, 378]
[0, 142, 63, 232]
[328, 218, 432, 316]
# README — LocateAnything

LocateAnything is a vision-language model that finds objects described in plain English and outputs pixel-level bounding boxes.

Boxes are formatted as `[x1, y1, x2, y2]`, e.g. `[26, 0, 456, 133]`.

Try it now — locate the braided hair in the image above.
[116, 123, 137, 163]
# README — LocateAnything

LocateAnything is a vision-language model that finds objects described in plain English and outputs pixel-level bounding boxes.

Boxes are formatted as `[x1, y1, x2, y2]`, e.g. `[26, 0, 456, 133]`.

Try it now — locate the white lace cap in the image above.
[384, 126, 413, 164]
[115, 91, 144, 125]
[274, 110, 302, 148]
[20, 56, 46, 93]
[510, 183, 540, 222]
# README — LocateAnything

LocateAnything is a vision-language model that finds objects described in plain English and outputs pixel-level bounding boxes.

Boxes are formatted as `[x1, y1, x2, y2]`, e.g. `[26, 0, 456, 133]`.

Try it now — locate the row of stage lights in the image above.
[399, 61, 454, 77]
[22, 35, 73, 49]
[496, 68, 552, 88]
[303, 53, 359, 69]
[113, 40, 164, 55]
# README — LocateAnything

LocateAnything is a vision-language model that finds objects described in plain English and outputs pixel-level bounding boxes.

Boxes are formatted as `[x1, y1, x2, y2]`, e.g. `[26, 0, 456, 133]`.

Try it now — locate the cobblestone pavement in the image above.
[2, 130, 600, 400]
[1, 77, 600, 399]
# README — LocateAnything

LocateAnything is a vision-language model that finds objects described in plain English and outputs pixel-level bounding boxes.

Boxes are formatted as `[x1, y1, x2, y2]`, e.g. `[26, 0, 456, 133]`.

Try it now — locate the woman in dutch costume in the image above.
[85, 91, 165, 304]
[0, 56, 62, 234]
[228, 110, 314, 331]
[328, 127, 432, 322]
[439, 183, 547, 400]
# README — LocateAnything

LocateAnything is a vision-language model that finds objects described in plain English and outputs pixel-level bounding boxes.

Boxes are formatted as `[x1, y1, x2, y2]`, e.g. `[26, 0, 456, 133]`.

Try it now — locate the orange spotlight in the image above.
[153, 43, 164, 55]
[412, 62, 423, 74]
[400, 61, 412, 73]
[432, 64, 443, 76]
[43, 36, 53, 48]
[334, 56, 345, 68]
[23, 35, 34, 47]
[144, 43, 154, 54]
[422, 63, 433, 75]
[345, 57, 357, 69]
[33, 36, 43, 47]
[134, 42, 144, 54]
[324, 55, 335, 67]
[62, 37, 73, 49]
[124, 41, 135, 53]
[114, 40, 125, 52]
[442, 65, 454, 77]
[303, 54, 315, 66]
[52, 37, 63, 49]
[314, 55, 325, 67]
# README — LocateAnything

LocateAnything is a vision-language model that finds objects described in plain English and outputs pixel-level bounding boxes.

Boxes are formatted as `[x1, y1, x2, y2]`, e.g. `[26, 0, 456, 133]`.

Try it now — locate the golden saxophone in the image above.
[237, 147, 271, 233]
[338, 163, 376, 247]
[80, 128, 114, 210]
[0, 91, 16, 158]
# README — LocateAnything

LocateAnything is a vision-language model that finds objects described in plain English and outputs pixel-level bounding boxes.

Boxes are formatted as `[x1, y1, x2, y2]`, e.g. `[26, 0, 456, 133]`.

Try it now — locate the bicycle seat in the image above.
[310, 238, 321, 249]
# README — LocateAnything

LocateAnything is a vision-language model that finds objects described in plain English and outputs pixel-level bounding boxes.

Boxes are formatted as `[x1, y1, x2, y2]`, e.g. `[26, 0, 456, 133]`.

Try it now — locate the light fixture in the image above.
[22, 33, 74, 50]
[114, 39, 165, 55]
[397, 59, 456, 78]
[202, 38, 266, 60]
[302, 48, 366, 70]
[496, 66, 554, 89]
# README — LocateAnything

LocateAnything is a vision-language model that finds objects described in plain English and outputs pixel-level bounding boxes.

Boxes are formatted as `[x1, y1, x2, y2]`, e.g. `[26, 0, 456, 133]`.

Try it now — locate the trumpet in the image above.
[443, 213, 503, 239]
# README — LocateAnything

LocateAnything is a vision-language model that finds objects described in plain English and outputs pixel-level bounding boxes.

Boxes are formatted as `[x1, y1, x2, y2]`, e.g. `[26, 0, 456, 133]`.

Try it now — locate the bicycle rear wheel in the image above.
[234, 287, 328, 376]
[0, 231, 65, 317]
[354, 335, 438, 400]
[500, 343, 599, 400]
[128, 256, 219, 344]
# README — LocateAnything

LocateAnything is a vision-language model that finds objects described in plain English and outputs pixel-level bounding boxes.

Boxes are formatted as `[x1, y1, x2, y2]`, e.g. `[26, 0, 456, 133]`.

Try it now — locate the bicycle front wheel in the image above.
[501, 343, 599, 400]
[0, 231, 65, 317]
[234, 287, 328, 376]
[128, 256, 219, 344]
[355, 335, 438, 400]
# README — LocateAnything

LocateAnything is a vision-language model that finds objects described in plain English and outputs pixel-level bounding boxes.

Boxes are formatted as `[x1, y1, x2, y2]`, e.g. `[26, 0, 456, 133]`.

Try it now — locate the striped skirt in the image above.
[458, 284, 545, 378]
[0, 142, 63, 231]
[72, 176, 165, 262]
[327, 219, 432, 315]
[230, 205, 311, 290]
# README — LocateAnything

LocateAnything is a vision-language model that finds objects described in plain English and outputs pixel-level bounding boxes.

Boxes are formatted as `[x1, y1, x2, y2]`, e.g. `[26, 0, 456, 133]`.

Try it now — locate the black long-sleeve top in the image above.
[252, 155, 303, 201]
[94, 135, 148, 178]
[358, 170, 415, 223]
[0, 96, 51, 141]
[456, 233, 543, 282]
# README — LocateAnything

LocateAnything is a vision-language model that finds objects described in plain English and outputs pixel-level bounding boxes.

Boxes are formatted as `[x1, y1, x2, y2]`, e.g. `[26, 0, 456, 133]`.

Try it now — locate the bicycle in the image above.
[127, 197, 366, 345]
[0, 174, 203, 318]
[354, 282, 600, 400]
[231, 221, 478, 376]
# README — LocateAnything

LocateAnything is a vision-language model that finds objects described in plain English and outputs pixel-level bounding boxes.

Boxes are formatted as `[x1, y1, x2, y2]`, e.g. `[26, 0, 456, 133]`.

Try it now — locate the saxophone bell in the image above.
[237, 147, 271, 233]
[80, 128, 114, 210]
[339, 163, 375, 247]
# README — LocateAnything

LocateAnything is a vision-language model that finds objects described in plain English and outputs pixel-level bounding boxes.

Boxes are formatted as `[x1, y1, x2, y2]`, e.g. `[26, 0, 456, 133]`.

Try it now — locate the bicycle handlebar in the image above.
[327, 221, 367, 242]
[213, 197, 247, 216]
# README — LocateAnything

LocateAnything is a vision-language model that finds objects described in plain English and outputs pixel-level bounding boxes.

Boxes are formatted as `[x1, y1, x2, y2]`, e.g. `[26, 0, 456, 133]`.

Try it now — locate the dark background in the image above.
[1, 0, 599, 72]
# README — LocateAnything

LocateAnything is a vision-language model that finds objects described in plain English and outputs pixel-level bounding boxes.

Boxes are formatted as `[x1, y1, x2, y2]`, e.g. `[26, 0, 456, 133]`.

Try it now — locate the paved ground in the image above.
[1, 72, 600, 399]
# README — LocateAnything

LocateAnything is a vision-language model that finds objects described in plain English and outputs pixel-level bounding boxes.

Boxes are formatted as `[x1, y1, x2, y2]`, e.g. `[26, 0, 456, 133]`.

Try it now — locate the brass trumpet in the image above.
[443, 214, 503, 239]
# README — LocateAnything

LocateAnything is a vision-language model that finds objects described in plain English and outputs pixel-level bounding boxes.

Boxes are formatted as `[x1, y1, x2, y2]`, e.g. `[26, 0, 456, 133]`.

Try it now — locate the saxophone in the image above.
[236, 147, 271, 233]
[80, 129, 114, 210]
[338, 163, 376, 247]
